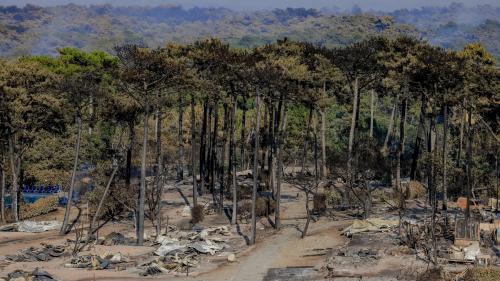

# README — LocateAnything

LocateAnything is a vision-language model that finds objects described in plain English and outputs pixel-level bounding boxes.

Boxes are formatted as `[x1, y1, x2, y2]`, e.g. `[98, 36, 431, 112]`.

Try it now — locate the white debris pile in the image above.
[341, 218, 399, 237]
[154, 225, 230, 256]
[463, 242, 481, 261]
[142, 225, 232, 276]
[0, 220, 62, 233]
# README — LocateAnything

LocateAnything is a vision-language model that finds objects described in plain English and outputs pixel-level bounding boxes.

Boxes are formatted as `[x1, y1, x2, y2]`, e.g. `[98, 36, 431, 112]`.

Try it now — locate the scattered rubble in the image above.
[5, 244, 66, 262]
[141, 225, 232, 275]
[190, 240, 223, 255]
[64, 252, 129, 270]
[138, 252, 199, 276]
[100, 231, 136, 246]
[3, 268, 58, 281]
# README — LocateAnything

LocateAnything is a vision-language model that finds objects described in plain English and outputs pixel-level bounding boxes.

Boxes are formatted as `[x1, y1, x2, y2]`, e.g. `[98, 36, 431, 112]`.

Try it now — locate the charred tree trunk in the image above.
[370, 90, 375, 138]
[91, 165, 119, 233]
[177, 93, 184, 182]
[125, 121, 135, 187]
[427, 110, 436, 206]
[319, 108, 327, 180]
[206, 105, 212, 192]
[429, 105, 438, 264]
[261, 105, 268, 174]
[442, 105, 449, 236]
[154, 99, 164, 236]
[230, 97, 238, 225]
[268, 105, 275, 193]
[275, 107, 287, 230]
[190, 95, 198, 207]
[457, 98, 466, 195]
[465, 107, 473, 223]
[495, 157, 498, 213]
[240, 101, 247, 171]
[0, 156, 5, 223]
[88, 94, 94, 136]
[199, 99, 208, 195]
[209, 104, 219, 194]
[442, 106, 448, 212]
[301, 106, 313, 175]
[314, 113, 319, 185]
[397, 97, 407, 218]
[251, 91, 261, 245]
[457, 98, 465, 167]
[410, 97, 425, 180]
[396, 97, 404, 190]
[382, 97, 397, 154]
[61, 108, 82, 233]
[302, 190, 311, 239]
[138, 89, 149, 246]
[347, 77, 359, 189]
[218, 104, 229, 214]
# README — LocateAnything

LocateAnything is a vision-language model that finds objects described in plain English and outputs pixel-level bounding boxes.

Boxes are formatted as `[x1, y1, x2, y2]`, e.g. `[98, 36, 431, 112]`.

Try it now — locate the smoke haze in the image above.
[1, 0, 499, 11]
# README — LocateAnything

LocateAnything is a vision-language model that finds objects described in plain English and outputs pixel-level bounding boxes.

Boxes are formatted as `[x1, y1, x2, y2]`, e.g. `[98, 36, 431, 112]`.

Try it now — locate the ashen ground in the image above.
[0, 180, 354, 281]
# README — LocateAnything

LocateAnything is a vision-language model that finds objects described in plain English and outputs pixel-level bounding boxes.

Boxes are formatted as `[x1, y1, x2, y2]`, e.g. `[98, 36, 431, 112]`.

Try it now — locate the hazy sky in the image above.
[2, 0, 500, 11]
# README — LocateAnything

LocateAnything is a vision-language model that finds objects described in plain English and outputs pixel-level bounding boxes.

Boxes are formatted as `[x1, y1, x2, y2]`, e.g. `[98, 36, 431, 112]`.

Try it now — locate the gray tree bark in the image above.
[230, 98, 237, 225]
[300, 106, 313, 175]
[0, 155, 5, 223]
[275, 107, 287, 230]
[251, 91, 261, 245]
[177, 93, 185, 181]
[61, 109, 82, 233]
[396, 97, 405, 190]
[199, 100, 208, 195]
[138, 88, 149, 246]
[347, 77, 359, 188]
[370, 90, 375, 138]
[154, 99, 164, 236]
[240, 97, 247, 171]
[410, 97, 425, 180]
[91, 165, 119, 233]
[190, 95, 198, 207]
[465, 107, 473, 223]
[319, 109, 327, 180]
[382, 98, 397, 154]
[442, 106, 448, 211]
[218, 104, 229, 214]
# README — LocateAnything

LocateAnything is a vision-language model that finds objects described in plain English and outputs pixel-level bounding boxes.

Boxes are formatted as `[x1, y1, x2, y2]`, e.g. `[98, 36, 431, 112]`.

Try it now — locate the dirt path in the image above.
[188, 218, 348, 281]
[203, 228, 291, 281]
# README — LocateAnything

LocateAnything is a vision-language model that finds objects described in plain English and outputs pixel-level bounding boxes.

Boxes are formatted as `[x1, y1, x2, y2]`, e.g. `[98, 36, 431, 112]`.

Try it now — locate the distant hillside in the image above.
[390, 3, 500, 60]
[0, 3, 499, 60]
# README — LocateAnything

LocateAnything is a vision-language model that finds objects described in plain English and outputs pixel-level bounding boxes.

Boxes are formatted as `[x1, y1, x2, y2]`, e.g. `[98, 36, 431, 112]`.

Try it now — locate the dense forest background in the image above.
[0, 3, 499, 60]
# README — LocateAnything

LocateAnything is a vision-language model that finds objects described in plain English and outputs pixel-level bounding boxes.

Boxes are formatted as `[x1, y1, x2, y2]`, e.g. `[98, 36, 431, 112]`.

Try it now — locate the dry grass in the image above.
[463, 268, 500, 281]
[191, 204, 205, 223]
[313, 193, 326, 213]
[20, 196, 59, 220]
[397, 181, 426, 199]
